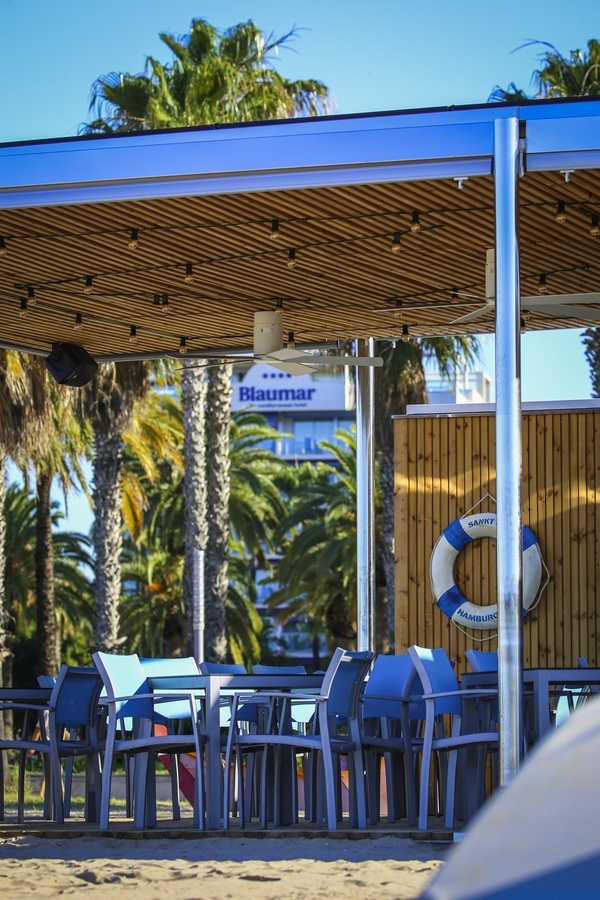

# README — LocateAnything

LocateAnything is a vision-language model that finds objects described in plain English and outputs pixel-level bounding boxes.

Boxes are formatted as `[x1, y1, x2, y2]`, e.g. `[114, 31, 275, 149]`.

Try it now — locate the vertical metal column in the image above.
[356, 337, 376, 651]
[192, 547, 205, 664]
[494, 117, 523, 784]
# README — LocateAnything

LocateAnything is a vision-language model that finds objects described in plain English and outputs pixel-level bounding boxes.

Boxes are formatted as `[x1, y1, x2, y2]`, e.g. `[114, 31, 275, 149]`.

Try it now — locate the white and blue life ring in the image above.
[430, 512, 544, 630]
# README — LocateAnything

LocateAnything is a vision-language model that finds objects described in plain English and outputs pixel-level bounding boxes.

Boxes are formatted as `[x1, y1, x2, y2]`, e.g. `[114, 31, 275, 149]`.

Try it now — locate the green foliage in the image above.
[490, 39, 600, 102]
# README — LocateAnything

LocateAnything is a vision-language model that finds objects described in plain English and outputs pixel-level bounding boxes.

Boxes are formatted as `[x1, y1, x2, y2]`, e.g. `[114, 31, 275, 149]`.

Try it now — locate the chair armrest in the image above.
[422, 688, 498, 699]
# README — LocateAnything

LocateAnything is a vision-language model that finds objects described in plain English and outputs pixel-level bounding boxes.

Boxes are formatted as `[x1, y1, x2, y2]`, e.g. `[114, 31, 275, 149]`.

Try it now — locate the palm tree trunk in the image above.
[92, 433, 123, 652]
[182, 362, 208, 656]
[35, 468, 60, 675]
[204, 364, 232, 662]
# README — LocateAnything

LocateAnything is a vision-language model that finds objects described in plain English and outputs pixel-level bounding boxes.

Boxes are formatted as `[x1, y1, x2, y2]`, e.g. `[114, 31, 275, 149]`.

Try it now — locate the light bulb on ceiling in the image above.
[287, 331, 295, 349]
[184, 263, 194, 284]
[410, 211, 421, 234]
[270, 219, 280, 241]
[161, 294, 170, 314]
[537, 274, 548, 294]
[153, 294, 162, 308]
[129, 325, 138, 344]
[0, 237, 7, 257]
[275, 298, 284, 315]
[451, 287, 459, 301]
[555, 201, 567, 224]
[19, 298, 28, 317]
[520, 317, 527, 334]
[26, 286, 36, 306]
[391, 232, 402, 253]
[590, 214, 600, 237]
[73, 312, 83, 331]
[287, 249, 297, 269]
[179, 337, 188, 355]
[83, 275, 93, 294]
[401, 324, 410, 342]
[128, 229, 140, 250]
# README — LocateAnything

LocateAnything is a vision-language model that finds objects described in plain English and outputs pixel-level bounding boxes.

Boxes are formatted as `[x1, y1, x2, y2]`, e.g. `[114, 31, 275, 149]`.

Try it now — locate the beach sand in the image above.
[0, 835, 446, 899]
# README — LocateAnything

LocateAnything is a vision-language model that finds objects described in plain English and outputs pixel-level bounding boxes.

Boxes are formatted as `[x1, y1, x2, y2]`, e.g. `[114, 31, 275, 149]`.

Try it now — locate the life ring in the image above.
[430, 512, 543, 630]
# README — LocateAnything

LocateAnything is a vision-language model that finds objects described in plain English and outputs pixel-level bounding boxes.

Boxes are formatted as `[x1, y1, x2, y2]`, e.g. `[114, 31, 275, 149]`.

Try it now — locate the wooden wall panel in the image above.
[394, 409, 600, 673]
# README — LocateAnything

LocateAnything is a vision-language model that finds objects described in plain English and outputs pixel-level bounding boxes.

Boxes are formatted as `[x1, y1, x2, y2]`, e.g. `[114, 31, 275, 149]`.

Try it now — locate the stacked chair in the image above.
[223, 648, 374, 830]
[92, 651, 206, 830]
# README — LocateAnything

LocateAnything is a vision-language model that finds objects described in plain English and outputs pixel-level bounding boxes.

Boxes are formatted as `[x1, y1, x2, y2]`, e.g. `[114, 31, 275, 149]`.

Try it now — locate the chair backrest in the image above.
[252, 664, 307, 674]
[199, 662, 247, 674]
[139, 656, 200, 720]
[408, 645, 461, 715]
[50, 665, 103, 734]
[92, 651, 153, 721]
[322, 648, 374, 720]
[37, 674, 57, 688]
[362, 653, 425, 722]
[465, 649, 498, 673]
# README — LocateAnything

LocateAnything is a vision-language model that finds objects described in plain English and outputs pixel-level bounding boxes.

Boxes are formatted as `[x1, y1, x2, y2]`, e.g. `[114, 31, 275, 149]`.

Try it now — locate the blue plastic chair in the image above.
[93, 651, 206, 830]
[360, 653, 424, 826]
[223, 648, 374, 830]
[408, 645, 498, 830]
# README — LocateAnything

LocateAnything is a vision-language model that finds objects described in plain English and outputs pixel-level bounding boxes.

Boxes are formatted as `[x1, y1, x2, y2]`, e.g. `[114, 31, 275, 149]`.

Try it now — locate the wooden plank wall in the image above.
[394, 409, 600, 673]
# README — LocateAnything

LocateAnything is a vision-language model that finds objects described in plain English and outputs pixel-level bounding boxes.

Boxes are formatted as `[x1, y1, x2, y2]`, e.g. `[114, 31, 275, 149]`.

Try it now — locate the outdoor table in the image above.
[461, 667, 600, 743]
[147, 672, 324, 829]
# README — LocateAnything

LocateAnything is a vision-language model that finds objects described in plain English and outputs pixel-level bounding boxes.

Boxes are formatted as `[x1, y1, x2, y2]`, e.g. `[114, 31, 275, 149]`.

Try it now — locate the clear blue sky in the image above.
[1, 0, 598, 526]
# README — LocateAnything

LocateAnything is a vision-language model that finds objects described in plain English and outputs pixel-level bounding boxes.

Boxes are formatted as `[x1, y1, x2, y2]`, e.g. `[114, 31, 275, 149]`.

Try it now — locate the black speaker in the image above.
[45, 342, 98, 387]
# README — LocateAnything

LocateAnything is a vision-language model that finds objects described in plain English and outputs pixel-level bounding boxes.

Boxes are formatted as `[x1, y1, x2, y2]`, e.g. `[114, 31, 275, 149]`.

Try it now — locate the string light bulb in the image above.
[26, 286, 36, 306]
[129, 325, 137, 344]
[410, 211, 421, 234]
[555, 201, 567, 224]
[73, 312, 83, 331]
[275, 298, 284, 315]
[128, 229, 139, 250]
[391, 232, 402, 253]
[184, 263, 194, 284]
[537, 273, 548, 294]
[0, 237, 7, 257]
[153, 294, 162, 308]
[270, 219, 280, 241]
[451, 287, 459, 301]
[161, 294, 170, 314]
[401, 324, 410, 342]
[287, 331, 296, 349]
[590, 214, 600, 237]
[19, 298, 28, 317]
[179, 337, 188, 355]
[287, 249, 297, 269]
[83, 275, 93, 294]
[520, 316, 527, 334]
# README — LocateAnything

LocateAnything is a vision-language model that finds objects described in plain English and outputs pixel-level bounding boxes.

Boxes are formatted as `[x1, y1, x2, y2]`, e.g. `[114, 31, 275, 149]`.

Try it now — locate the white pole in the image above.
[192, 547, 205, 664]
[356, 337, 376, 651]
[494, 116, 523, 784]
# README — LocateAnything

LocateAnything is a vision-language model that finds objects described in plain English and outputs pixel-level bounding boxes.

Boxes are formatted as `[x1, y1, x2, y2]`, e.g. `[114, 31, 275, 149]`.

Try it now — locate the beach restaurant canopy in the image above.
[2, 97, 600, 784]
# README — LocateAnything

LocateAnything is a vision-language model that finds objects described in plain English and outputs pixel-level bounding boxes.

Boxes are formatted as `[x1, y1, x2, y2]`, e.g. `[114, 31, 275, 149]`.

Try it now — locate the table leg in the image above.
[205, 679, 222, 829]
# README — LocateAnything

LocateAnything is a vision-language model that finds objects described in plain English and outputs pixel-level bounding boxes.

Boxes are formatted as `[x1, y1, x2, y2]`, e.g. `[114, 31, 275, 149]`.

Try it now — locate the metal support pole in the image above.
[494, 117, 523, 785]
[192, 547, 205, 664]
[356, 337, 376, 651]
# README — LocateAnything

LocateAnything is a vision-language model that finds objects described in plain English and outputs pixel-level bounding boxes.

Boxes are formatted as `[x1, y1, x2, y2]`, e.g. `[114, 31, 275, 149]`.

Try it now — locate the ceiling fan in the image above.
[179, 311, 383, 375]
[451, 249, 600, 325]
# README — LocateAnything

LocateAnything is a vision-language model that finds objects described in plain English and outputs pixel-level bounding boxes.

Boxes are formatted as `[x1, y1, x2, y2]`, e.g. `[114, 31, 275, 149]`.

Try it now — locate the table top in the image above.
[462, 667, 600, 685]
[0, 687, 52, 702]
[147, 673, 325, 692]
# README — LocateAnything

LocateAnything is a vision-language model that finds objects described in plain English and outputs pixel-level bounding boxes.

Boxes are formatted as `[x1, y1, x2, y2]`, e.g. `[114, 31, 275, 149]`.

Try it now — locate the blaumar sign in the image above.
[232, 365, 347, 412]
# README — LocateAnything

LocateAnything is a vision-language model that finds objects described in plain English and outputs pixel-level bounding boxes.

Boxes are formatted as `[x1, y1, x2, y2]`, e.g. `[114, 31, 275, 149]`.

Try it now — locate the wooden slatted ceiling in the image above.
[0, 168, 599, 360]
[394, 409, 600, 674]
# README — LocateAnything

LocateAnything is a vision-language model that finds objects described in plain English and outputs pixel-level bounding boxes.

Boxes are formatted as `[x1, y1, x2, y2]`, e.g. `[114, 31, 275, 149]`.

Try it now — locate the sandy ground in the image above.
[0, 835, 447, 899]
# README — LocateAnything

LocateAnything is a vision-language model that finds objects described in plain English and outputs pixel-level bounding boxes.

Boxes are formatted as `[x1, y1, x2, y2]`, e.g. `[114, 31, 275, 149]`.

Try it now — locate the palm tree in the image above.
[490, 39, 600, 401]
[84, 16, 330, 660]
[79, 362, 148, 652]
[490, 39, 600, 102]
[268, 430, 381, 661]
